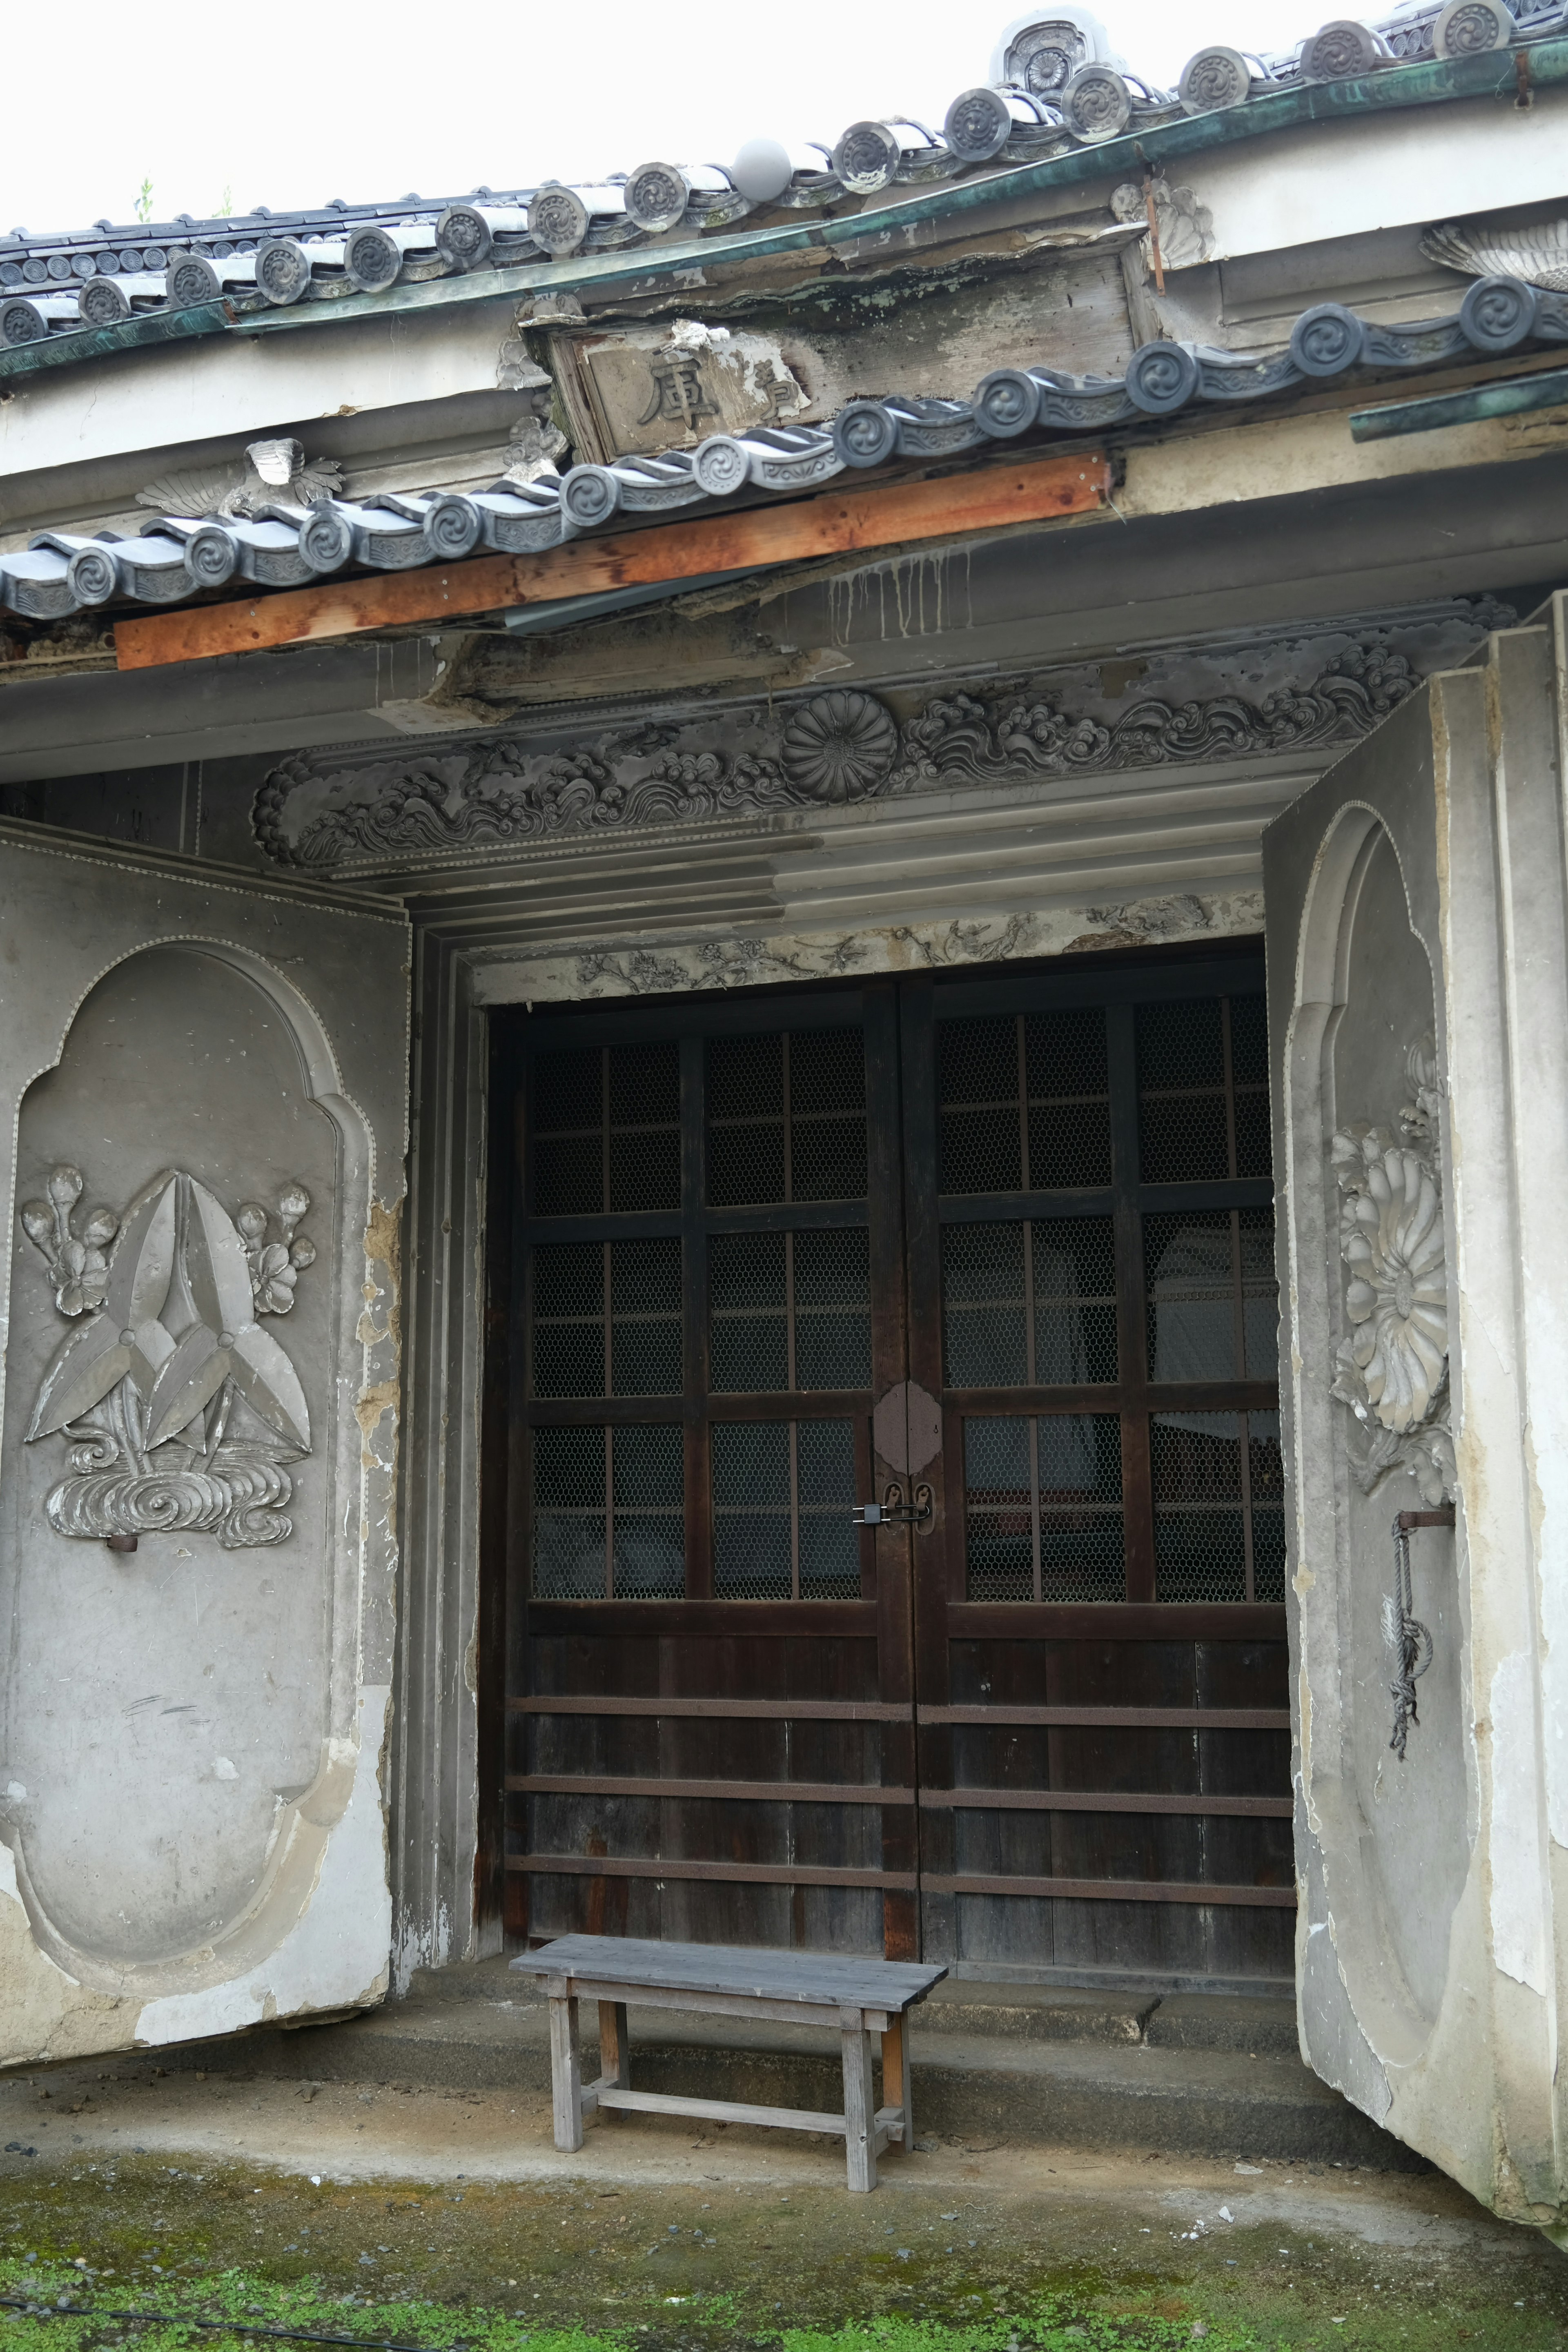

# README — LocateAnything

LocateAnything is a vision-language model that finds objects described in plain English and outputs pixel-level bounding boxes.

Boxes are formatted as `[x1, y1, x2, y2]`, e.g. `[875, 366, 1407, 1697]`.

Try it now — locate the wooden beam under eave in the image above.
[112, 454, 1112, 672]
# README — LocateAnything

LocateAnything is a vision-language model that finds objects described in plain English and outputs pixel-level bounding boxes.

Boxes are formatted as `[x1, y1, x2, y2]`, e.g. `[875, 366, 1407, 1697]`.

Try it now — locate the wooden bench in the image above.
[511, 1935, 947, 2192]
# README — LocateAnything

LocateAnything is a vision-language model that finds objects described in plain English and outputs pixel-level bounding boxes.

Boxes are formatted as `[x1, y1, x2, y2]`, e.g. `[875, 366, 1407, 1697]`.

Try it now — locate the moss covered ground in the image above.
[1, 2137, 1560, 2352]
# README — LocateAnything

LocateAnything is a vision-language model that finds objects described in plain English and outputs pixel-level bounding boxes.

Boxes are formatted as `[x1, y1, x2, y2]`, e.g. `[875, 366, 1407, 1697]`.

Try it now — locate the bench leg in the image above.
[841, 2012, 876, 2192]
[550, 1993, 584, 2153]
[599, 2000, 630, 2099]
[881, 2013, 912, 2153]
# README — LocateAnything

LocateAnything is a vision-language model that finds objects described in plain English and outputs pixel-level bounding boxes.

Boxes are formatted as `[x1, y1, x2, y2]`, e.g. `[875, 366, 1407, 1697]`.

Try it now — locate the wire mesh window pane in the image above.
[531, 1043, 680, 1215]
[611, 1238, 682, 1395]
[1249, 1410, 1286, 1604]
[532, 1425, 609, 1597]
[1144, 1208, 1278, 1385]
[963, 1412, 1124, 1601]
[943, 1223, 1027, 1387]
[611, 1424, 685, 1597]
[797, 1421, 860, 1597]
[938, 1018, 1021, 1193]
[531, 1243, 605, 1396]
[532, 1239, 681, 1396]
[1229, 995, 1272, 1179]
[1152, 1401, 1292, 1601]
[792, 1030, 868, 1200]
[710, 1229, 870, 1393]
[713, 1418, 859, 1599]
[794, 1228, 872, 1389]
[532, 1049, 604, 1216]
[1151, 1413, 1246, 1602]
[531, 1425, 684, 1597]
[706, 1029, 866, 1207]
[710, 1233, 789, 1391]
[1136, 998, 1227, 1181]
[608, 1043, 681, 1211]
[942, 1217, 1117, 1389]
[1026, 1008, 1113, 1185]
[1136, 992, 1269, 1184]
[1035, 1217, 1118, 1382]
[938, 1009, 1111, 1194]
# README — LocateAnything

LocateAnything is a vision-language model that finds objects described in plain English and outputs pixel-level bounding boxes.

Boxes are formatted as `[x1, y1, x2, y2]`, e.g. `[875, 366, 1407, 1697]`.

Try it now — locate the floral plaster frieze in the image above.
[251, 622, 1481, 876]
[469, 891, 1267, 1008]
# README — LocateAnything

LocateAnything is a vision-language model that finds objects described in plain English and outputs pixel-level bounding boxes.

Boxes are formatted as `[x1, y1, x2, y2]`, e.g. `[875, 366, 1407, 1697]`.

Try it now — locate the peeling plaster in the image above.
[0, 1839, 130, 2067]
[132, 1686, 391, 2046]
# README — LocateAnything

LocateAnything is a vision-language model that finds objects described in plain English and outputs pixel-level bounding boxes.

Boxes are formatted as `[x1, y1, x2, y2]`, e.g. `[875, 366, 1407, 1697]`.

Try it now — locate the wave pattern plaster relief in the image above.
[252, 644, 1427, 873]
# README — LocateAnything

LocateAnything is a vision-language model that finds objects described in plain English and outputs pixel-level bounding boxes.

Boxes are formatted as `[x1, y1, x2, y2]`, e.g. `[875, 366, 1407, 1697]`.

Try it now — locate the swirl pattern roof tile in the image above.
[2, 0, 1564, 365]
[3, 279, 1564, 624]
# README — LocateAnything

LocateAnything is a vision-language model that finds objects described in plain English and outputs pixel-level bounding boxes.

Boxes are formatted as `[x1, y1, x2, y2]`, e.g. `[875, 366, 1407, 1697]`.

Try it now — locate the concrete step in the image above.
[153, 1960, 1421, 2172]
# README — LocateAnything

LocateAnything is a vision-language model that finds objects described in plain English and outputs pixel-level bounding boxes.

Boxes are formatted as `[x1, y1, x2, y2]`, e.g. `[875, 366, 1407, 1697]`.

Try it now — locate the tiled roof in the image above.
[4, 278, 1564, 626]
[2, 0, 1564, 366]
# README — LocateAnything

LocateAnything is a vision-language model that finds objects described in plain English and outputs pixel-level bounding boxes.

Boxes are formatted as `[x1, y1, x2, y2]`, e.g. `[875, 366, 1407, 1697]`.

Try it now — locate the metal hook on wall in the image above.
[1383, 1505, 1454, 1760]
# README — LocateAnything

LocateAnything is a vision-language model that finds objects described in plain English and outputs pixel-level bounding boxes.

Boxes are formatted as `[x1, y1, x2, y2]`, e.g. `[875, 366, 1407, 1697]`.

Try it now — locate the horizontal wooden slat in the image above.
[522, 1601, 1285, 1637]
[945, 1603, 1287, 1639]
[923, 1873, 1296, 1906]
[556, 1983, 886, 2029]
[510, 1853, 916, 1890]
[918, 1787, 1291, 1815]
[594, 2085, 849, 2136]
[508, 1774, 913, 1805]
[115, 452, 1111, 670]
[510, 1695, 908, 1720]
[526, 1600, 878, 1636]
[918, 1704, 1289, 1728]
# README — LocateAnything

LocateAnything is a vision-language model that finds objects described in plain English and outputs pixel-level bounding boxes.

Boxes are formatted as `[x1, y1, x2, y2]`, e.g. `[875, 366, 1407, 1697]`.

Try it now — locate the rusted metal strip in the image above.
[917, 1704, 1290, 1728]
[508, 1695, 911, 1720]
[922, 1873, 1296, 1905]
[508, 1853, 919, 1891]
[917, 1788, 1292, 1815]
[508, 1774, 915, 1804]
[112, 453, 1111, 670]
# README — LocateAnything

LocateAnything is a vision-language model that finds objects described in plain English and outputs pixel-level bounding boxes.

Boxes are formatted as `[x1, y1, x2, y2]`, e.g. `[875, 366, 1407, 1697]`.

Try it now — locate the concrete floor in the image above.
[0, 2056, 1563, 2352]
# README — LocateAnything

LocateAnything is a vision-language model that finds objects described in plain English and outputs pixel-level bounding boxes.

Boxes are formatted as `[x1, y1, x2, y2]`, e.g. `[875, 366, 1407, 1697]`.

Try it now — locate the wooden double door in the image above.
[499, 946, 1292, 1983]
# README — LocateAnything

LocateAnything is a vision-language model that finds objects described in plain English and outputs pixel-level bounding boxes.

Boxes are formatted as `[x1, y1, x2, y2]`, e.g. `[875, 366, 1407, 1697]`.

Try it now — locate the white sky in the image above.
[2, 0, 1314, 240]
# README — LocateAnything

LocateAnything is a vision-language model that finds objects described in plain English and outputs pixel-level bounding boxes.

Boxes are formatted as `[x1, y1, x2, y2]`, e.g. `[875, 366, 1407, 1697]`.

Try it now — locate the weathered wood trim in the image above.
[508, 1773, 915, 1804]
[509, 1694, 909, 1720]
[112, 454, 1111, 669]
[917, 1704, 1289, 1728]
[510, 1853, 918, 1890]
[944, 1602, 1288, 1638]
[923, 1873, 1295, 1905]
[918, 1788, 1292, 1815]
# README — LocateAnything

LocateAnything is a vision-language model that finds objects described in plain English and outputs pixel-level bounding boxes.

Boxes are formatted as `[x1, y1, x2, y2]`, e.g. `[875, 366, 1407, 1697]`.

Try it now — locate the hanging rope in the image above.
[1382, 1508, 1451, 1760]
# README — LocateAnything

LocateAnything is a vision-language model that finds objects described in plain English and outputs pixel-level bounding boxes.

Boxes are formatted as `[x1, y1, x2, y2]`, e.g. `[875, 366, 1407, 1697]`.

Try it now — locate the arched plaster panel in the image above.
[1321, 825, 1466, 2032]
[2, 947, 341, 1968]
[0, 826, 409, 2063]
[1267, 612, 1568, 2229]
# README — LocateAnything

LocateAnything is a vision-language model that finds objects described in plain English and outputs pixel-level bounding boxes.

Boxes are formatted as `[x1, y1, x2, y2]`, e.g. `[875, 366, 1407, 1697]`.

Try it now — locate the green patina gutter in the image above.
[1, 39, 1564, 388]
[0, 297, 235, 384]
[1350, 362, 1568, 437]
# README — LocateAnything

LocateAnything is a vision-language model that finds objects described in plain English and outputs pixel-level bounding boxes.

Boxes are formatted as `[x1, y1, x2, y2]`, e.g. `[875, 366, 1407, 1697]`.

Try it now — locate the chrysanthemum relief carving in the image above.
[1329, 1038, 1455, 1505]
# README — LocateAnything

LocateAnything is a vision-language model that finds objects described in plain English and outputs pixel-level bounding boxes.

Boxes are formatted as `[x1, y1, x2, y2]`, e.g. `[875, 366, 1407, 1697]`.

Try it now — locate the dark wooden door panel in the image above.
[499, 947, 1293, 1981]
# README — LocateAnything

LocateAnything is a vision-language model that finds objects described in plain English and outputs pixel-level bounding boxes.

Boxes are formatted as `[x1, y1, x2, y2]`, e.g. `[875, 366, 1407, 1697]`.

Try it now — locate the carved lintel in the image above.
[252, 634, 1441, 875]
